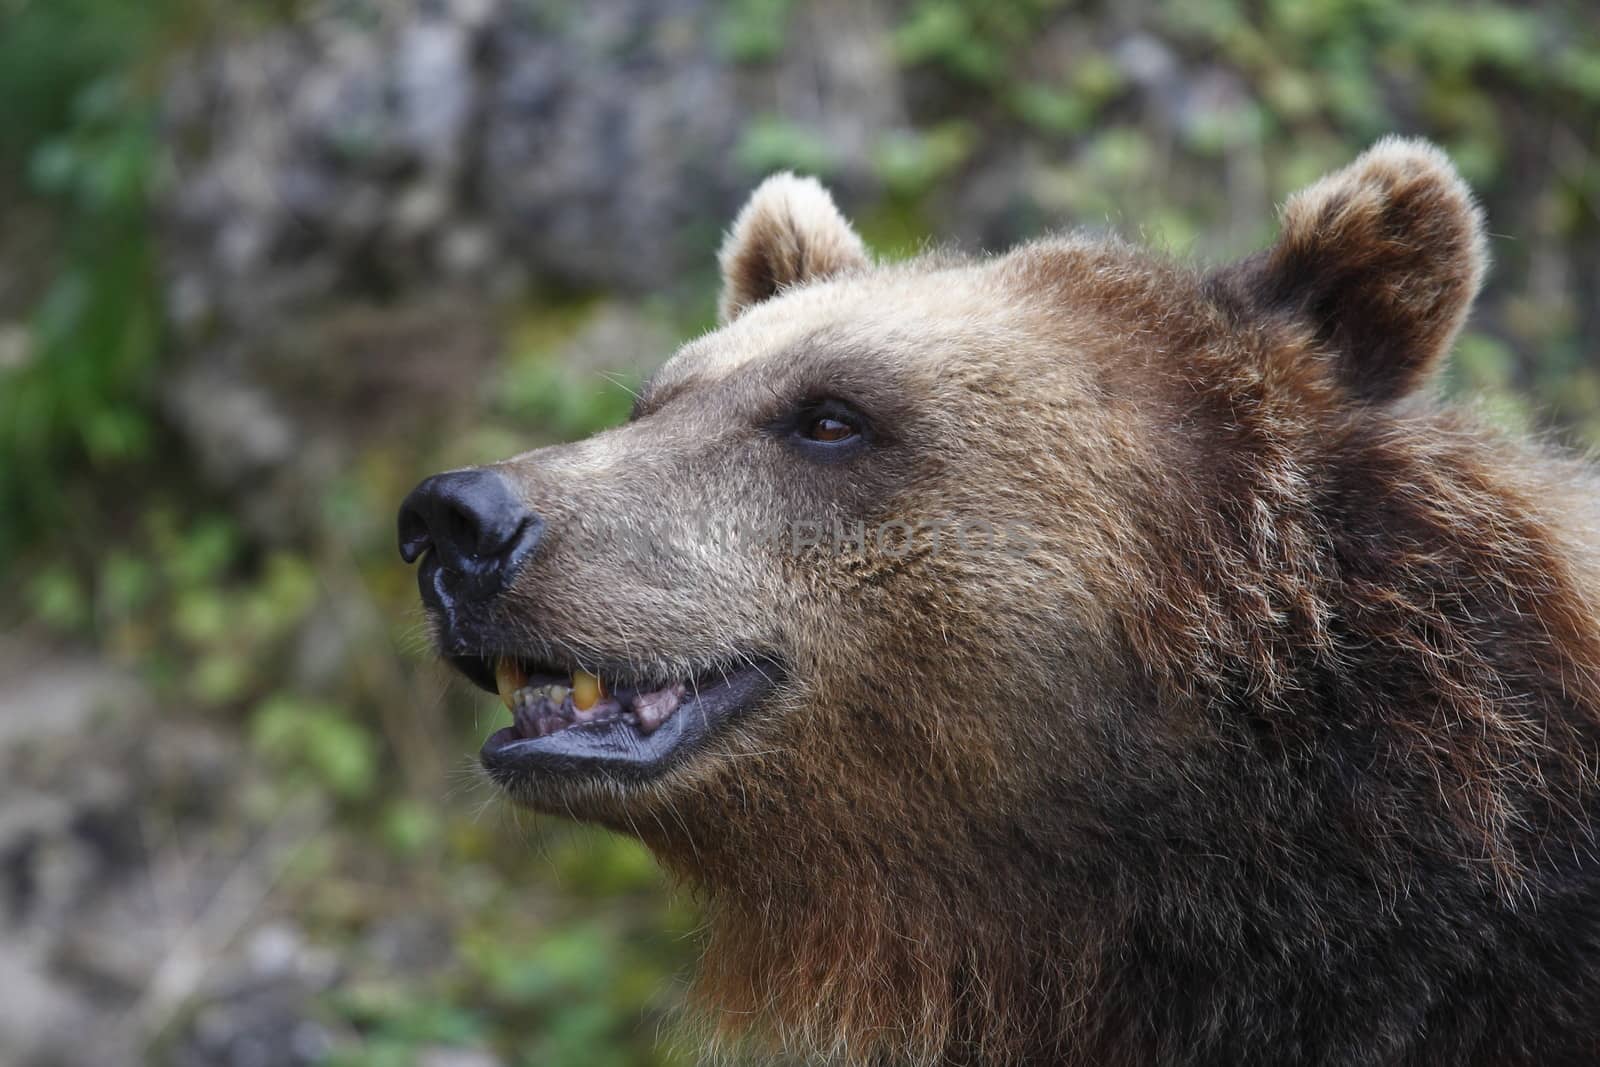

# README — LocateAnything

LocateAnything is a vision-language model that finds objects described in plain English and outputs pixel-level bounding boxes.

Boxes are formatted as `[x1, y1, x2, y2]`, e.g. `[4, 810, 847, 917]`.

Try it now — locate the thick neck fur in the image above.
[1085, 379, 1600, 1066]
[646, 769, 1109, 1065]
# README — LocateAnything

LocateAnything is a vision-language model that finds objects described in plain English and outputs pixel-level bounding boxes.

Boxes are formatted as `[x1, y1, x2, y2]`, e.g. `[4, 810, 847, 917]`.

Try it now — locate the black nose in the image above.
[397, 469, 542, 598]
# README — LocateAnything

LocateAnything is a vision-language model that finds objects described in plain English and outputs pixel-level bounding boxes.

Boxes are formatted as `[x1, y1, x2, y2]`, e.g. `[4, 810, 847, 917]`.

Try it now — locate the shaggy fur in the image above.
[431, 139, 1600, 1065]
[717, 172, 871, 324]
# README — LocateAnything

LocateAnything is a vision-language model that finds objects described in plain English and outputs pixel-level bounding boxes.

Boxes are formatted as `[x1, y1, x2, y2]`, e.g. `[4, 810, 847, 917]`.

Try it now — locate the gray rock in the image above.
[153, 0, 925, 527]
[0, 636, 344, 1067]
[418, 1046, 506, 1067]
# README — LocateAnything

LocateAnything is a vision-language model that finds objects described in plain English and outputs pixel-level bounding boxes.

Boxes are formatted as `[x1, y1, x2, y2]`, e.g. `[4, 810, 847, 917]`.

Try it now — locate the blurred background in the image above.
[2, 0, 1598, 1063]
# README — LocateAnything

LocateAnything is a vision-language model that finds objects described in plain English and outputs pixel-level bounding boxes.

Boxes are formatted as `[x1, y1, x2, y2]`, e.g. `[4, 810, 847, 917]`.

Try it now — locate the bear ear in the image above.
[1217, 137, 1488, 404]
[717, 173, 870, 324]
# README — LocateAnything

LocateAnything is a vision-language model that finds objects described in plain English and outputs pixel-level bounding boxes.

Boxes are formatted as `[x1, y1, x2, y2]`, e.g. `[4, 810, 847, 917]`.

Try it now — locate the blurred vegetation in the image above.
[1, 0, 1597, 1064]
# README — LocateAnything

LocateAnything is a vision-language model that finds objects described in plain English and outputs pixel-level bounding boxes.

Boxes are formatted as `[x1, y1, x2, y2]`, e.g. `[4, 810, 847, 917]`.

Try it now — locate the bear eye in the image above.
[781, 398, 870, 460]
[805, 415, 857, 443]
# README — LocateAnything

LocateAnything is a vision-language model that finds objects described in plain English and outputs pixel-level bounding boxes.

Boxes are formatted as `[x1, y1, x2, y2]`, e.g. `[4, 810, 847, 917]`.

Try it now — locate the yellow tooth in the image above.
[572, 669, 604, 711]
[495, 657, 527, 711]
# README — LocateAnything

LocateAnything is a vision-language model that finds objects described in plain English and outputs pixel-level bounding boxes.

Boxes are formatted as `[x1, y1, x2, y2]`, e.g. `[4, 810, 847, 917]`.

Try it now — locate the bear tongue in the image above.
[632, 684, 687, 735]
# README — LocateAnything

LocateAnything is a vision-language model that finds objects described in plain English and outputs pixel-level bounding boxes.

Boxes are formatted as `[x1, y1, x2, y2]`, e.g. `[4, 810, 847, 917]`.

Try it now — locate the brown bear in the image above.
[398, 139, 1600, 1065]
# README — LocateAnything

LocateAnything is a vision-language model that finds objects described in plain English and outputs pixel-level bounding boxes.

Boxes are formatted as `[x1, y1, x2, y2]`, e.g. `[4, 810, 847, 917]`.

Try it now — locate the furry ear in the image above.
[1219, 137, 1487, 403]
[717, 173, 870, 324]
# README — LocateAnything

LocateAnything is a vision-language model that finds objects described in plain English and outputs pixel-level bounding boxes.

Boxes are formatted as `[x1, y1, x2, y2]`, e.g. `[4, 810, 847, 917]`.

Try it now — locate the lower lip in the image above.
[479, 662, 780, 786]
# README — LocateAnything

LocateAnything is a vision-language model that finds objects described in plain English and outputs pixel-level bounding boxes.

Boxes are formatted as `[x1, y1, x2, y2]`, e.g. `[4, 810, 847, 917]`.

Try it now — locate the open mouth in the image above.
[454, 653, 781, 785]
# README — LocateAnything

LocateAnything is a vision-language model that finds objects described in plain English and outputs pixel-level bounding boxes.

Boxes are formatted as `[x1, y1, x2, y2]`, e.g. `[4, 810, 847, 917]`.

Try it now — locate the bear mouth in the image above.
[449, 652, 782, 786]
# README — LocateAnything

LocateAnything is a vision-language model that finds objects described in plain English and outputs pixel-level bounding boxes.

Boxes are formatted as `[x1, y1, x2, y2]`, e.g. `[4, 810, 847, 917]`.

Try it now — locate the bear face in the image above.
[406, 184, 1151, 825]
[400, 140, 1600, 1065]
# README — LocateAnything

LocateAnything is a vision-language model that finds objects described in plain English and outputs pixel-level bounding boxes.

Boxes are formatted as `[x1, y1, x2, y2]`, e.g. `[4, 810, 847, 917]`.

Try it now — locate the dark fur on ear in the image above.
[717, 173, 870, 324]
[1216, 137, 1487, 403]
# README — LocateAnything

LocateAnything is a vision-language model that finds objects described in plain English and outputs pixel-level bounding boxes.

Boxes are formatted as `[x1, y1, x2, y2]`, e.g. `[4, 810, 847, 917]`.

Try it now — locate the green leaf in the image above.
[251, 695, 378, 800]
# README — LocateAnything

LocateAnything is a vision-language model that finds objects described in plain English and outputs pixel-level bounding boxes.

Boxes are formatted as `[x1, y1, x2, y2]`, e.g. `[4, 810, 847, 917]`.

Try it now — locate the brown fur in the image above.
[1230, 139, 1487, 403]
[423, 140, 1600, 1064]
[717, 172, 871, 324]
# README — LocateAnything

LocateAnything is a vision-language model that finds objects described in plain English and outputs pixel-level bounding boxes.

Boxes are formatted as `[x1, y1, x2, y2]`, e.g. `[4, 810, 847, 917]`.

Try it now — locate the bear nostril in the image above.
[396, 470, 543, 595]
[397, 502, 432, 564]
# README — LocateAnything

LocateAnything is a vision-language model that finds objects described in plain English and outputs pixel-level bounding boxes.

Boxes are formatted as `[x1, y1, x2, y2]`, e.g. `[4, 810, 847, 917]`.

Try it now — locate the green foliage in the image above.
[735, 115, 841, 177]
[715, 0, 795, 62]
[497, 359, 639, 441]
[1008, 56, 1124, 135]
[0, 71, 163, 564]
[0, 0, 169, 167]
[461, 917, 686, 1067]
[313, 822, 690, 1066]
[488, 301, 645, 443]
[253, 695, 380, 801]
[0, 0, 291, 565]
[323, 985, 490, 1067]
[872, 122, 976, 197]
[895, 0, 1070, 84]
